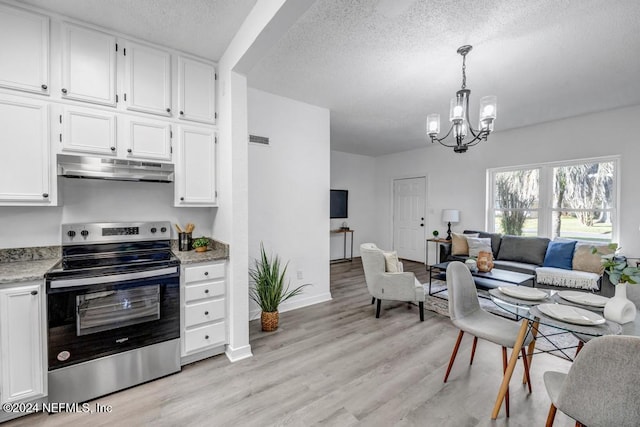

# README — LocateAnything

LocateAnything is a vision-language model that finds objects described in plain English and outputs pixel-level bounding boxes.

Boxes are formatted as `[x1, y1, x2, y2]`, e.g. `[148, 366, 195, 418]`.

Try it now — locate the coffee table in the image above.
[428, 261, 535, 296]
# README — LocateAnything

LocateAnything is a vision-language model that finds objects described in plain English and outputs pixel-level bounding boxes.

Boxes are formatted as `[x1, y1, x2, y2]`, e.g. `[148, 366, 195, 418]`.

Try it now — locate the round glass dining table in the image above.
[489, 288, 623, 338]
[486, 287, 624, 420]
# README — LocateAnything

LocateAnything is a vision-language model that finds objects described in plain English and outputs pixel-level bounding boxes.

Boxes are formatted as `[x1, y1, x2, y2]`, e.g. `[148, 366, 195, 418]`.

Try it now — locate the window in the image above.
[488, 157, 618, 242]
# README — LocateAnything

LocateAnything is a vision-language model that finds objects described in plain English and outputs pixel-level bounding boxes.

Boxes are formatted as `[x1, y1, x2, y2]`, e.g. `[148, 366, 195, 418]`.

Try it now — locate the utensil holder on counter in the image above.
[178, 232, 192, 251]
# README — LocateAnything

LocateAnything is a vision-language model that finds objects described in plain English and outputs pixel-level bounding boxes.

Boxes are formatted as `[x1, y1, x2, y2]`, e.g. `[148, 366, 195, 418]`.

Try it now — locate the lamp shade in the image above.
[442, 209, 460, 223]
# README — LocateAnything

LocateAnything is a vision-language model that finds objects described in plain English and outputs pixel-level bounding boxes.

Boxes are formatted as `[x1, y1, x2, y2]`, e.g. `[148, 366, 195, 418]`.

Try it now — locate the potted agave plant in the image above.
[249, 243, 309, 331]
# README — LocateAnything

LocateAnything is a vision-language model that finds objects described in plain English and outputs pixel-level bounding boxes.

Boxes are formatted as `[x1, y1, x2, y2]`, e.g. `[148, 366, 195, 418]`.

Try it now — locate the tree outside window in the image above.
[494, 169, 538, 236]
[553, 161, 614, 241]
[489, 158, 616, 241]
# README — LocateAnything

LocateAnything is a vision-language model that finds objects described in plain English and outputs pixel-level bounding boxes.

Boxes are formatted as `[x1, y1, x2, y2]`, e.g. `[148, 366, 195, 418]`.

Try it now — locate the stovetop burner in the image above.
[46, 221, 180, 280]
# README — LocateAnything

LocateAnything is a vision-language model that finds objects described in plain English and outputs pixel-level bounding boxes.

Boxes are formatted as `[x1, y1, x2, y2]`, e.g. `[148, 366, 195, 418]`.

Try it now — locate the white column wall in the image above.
[248, 88, 331, 319]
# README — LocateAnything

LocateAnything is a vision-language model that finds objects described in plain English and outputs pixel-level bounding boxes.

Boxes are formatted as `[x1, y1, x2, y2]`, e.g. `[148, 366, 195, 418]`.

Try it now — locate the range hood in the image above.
[57, 154, 174, 183]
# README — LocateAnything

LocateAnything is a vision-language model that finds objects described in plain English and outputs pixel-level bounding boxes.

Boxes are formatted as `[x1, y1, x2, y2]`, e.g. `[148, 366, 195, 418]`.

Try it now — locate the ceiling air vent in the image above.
[249, 135, 270, 145]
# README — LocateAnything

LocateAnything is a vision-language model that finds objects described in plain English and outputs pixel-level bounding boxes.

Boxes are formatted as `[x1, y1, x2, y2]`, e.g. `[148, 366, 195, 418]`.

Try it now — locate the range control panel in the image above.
[61, 221, 171, 245]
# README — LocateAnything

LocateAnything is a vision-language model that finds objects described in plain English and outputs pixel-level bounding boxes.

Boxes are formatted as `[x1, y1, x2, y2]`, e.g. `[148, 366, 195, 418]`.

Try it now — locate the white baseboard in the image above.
[249, 292, 333, 320]
[225, 344, 253, 362]
[181, 344, 226, 366]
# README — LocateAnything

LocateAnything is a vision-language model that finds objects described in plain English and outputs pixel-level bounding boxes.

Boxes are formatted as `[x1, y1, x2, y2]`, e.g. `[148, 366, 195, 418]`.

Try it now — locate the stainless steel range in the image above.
[45, 221, 181, 404]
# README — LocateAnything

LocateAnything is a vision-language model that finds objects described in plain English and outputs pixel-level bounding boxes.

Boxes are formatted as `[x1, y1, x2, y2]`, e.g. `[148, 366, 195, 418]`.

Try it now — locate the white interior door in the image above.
[393, 177, 426, 262]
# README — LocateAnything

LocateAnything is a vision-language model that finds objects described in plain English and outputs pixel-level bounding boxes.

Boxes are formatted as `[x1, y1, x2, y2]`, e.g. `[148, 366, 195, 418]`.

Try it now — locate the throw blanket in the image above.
[535, 267, 599, 291]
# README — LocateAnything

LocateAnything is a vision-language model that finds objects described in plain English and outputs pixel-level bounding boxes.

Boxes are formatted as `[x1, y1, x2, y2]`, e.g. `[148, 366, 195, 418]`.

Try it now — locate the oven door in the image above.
[46, 266, 179, 370]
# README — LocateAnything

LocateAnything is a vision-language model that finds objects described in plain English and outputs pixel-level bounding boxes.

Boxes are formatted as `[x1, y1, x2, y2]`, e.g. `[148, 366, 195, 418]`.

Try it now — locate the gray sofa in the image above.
[440, 230, 614, 296]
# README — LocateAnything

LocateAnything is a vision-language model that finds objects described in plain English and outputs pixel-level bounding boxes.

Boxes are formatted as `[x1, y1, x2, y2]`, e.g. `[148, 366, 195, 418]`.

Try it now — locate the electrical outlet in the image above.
[297, 270, 303, 280]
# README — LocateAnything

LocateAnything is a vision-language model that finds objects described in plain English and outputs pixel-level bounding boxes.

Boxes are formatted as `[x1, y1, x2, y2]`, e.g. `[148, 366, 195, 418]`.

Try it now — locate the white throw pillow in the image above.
[467, 237, 493, 258]
[383, 251, 400, 272]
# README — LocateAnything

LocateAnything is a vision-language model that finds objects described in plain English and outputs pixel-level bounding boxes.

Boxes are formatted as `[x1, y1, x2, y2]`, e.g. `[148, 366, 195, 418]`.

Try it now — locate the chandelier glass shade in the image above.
[427, 45, 497, 153]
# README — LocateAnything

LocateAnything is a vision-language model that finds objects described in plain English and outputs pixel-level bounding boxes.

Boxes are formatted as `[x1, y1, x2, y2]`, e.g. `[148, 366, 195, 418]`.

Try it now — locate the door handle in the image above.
[420, 224, 424, 227]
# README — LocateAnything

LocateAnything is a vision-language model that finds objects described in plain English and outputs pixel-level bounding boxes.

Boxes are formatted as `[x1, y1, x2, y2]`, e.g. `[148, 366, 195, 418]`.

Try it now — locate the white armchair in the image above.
[360, 243, 425, 321]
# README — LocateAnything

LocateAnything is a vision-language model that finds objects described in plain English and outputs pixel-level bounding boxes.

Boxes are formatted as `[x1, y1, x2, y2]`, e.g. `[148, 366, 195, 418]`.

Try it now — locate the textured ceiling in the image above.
[15, 0, 640, 157]
[247, 0, 640, 156]
[17, 0, 257, 61]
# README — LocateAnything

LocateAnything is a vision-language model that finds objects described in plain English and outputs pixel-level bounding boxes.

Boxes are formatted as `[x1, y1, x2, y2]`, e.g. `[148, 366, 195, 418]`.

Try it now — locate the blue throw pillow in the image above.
[543, 240, 577, 270]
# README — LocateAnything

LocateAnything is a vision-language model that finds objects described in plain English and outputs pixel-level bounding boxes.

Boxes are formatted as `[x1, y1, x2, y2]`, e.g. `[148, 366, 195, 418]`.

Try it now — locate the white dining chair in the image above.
[544, 335, 640, 427]
[444, 261, 534, 417]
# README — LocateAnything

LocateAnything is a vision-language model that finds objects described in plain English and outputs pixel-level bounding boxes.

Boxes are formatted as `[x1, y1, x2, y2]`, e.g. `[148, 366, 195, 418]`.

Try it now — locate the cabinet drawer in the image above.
[184, 322, 225, 354]
[185, 299, 225, 327]
[184, 263, 224, 283]
[185, 281, 224, 302]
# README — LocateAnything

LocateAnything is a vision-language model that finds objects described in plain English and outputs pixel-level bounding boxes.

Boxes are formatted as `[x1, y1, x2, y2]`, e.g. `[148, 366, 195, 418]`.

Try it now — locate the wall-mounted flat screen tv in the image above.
[330, 189, 348, 218]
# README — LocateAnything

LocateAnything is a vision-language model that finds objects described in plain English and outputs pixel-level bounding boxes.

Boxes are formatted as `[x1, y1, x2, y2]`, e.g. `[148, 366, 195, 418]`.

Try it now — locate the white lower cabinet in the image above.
[184, 322, 225, 355]
[181, 261, 226, 364]
[0, 281, 46, 422]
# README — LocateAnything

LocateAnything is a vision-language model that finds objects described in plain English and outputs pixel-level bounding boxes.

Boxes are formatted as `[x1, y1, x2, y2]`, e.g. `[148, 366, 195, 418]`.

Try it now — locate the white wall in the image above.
[248, 88, 331, 318]
[0, 179, 214, 249]
[330, 151, 376, 259]
[215, 0, 316, 362]
[373, 104, 640, 256]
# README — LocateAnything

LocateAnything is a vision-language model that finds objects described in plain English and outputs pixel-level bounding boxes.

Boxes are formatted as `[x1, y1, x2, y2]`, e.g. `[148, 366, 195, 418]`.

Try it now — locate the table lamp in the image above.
[441, 209, 460, 240]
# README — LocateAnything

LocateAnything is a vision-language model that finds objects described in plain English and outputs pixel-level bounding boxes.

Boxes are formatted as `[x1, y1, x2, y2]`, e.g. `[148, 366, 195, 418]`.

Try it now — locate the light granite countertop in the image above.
[0, 258, 59, 285]
[0, 238, 229, 284]
[172, 238, 229, 264]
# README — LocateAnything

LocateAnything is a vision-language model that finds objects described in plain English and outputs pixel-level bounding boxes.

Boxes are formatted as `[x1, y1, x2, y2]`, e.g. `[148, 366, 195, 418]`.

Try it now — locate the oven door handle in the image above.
[49, 266, 179, 289]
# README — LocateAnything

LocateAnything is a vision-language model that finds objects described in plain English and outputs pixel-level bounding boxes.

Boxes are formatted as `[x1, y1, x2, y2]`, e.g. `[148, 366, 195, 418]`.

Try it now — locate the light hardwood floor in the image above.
[7, 258, 578, 427]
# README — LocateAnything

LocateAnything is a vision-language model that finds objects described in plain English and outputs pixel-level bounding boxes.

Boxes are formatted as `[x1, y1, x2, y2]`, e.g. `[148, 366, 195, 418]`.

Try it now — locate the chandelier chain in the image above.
[461, 53, 467, 89]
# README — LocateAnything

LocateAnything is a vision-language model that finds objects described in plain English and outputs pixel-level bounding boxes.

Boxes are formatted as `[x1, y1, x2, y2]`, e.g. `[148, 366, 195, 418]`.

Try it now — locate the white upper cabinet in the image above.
[0, 5, 49, 95]
[61, 106, 117, 155]
[178, 56, 216, 124]
[175, 126, 216, 206]
[61, 23, 116, 106]
[123, 41, 172, 116]
[122, 115, 172, 161]
[0, 97, 53, 205]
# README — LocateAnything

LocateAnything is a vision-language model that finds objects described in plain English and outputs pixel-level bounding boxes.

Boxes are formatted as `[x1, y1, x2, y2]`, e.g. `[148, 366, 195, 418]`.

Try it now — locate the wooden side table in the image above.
[331, 229, 354, 263]
[426, 238, 451, 268]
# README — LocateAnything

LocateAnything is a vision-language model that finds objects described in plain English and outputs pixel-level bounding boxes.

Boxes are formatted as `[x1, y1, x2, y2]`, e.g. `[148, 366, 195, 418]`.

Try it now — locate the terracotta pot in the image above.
[195, 246, 207, 252]
[261, 311, 279, 331]
[477, 251, 494, 272]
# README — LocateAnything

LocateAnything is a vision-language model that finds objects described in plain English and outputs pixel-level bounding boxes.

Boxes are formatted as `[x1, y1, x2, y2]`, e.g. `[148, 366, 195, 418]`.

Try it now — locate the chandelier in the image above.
[426, 45, 497, 153]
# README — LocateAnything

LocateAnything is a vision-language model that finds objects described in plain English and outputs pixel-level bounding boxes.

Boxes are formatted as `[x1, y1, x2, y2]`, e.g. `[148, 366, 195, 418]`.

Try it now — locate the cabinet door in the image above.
[0, 283, 44, 403]
[175, 127, 216, 206]
[62, 106, 117, 155]
[61, 23, 116, 106]
[123, 115, 172, 161]
[178, 57, 216, 124]
[124, 41, 171, 116]
[0, 98, 52, 205]
[0, 5, 49, 95]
